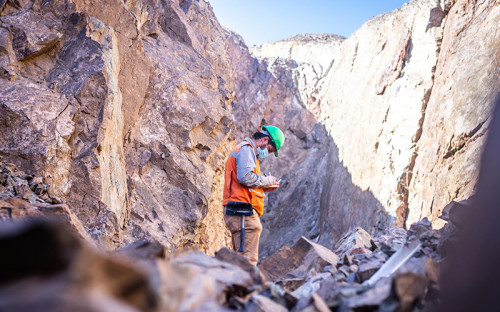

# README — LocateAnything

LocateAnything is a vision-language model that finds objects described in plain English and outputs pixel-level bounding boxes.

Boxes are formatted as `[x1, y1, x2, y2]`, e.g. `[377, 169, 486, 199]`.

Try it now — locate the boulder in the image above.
[253, 283, 298, 311]
[215, 247, 266, 286]
[291, 272, 331, 308]
[246, 294, 288, 312]
[163, 251, 257, 308]
[259, 236, 339, 282]
[356, 252, 388, 283]
[392, 272, 428, 312]
[343, 277, 392, 311]
[439, 199, 472, 228]
[334, 227, 375, 258]
[0, 220, 158, 312]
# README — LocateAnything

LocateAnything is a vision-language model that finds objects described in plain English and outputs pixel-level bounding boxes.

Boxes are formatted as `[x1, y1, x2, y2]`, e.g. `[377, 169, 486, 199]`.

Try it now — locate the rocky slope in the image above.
[249, 0, 500, 256]
[2, 129, 500, 311]
[0, 0, 498, 266]
[312, 0, 499, 229]
[226, 30, 391, 259]
[0, 0, 238, 252]
[0, 190, 470, 312]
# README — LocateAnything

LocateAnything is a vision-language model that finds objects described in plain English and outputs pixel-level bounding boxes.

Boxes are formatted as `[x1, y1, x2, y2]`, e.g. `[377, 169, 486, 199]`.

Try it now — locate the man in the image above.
[222, 125, 285, 266]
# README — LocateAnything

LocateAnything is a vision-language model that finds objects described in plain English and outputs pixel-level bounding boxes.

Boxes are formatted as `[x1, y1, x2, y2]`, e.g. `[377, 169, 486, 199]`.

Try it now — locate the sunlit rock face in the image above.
[250, 0, 500, 239]
[312, 0, 448, 229]
[250, 33, 345, 111]
[405, 0, 500, 227]
[0, 0, 234, 252]
[315, 0, 499, 229]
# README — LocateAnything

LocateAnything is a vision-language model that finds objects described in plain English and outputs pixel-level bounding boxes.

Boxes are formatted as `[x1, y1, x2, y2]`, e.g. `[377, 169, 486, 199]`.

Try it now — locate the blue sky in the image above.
[208, 0, 409, 46]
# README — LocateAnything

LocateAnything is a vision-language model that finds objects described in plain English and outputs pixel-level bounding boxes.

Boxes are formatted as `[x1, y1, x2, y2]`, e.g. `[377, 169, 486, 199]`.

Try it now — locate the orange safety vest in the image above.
[222, 141, 266, 217]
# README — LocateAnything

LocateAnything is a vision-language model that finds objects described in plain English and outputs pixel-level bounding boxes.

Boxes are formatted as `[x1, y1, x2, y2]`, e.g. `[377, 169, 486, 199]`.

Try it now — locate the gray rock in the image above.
[439, 199, 472, 228]
[246, 294, 287, 312]
[334, 227, 374, 258]
[344, 278, 392, 310]
[356, 252, 388, 283]
[215, 247, 266, 287]
[292, 272, 332, 310]
[257, 282, 298, 310]
[259, 236, 339, 282]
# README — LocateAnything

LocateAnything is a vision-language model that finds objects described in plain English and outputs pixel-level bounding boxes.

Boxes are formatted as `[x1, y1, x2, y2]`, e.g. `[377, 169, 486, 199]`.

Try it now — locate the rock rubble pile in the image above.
[0, 156, 58, 205]
[0, 160, 460, 312]
[0, 157, 90, 242]
[0, 216, 453, 312]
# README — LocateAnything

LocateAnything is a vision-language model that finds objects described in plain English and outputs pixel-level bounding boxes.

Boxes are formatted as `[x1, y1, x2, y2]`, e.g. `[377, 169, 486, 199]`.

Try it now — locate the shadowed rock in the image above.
[118, 240, 167, 260]
[259, 236, 339, 282]
[0, 159, 91, 243]
[215, 247, 266, 286]
[0, 220, 158, 312]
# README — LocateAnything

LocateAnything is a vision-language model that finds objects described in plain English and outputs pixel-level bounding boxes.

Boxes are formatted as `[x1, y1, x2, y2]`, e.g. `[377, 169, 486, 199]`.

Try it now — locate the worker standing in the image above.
[222, 126, 285, 266]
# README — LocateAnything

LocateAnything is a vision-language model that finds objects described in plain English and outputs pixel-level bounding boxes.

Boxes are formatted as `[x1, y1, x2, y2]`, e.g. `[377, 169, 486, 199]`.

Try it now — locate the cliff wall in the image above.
[249, 0, 499, 257]
[0, 0, 235, 252]
[0, 0, 498, 260]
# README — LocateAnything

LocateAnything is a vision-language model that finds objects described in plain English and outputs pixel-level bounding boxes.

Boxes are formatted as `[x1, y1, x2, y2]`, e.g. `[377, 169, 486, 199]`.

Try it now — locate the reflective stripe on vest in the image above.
[249, 188, 265, 197]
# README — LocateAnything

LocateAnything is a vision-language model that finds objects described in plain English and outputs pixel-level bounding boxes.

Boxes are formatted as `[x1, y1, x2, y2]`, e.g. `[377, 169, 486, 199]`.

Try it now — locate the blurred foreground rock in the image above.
[0, 197, 475, 311]
[0, 219, 262, 311]
[0, 220, 158, 312]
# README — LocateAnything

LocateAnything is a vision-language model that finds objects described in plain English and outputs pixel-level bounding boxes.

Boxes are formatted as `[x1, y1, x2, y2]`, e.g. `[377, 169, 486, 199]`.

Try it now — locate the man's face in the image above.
[260, 137, 277, 154]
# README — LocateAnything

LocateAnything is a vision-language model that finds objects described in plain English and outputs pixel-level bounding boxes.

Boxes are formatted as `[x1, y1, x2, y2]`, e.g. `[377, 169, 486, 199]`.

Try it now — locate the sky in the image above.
[208, 0, 409, 46]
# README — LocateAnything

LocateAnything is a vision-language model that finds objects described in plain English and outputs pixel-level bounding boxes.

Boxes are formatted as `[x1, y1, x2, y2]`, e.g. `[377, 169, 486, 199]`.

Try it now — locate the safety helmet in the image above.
[262, 125, 285, 157]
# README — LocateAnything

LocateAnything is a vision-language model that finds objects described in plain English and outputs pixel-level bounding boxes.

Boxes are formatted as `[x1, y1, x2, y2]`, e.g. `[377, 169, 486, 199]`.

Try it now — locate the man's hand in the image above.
[262, 175, 276, 187]
[263, 185, 279, 192]
[262, 176, 279, 192]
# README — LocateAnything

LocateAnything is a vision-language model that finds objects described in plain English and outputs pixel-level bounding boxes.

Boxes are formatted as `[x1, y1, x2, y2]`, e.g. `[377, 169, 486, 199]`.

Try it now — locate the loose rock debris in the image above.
[0, 157, 462, 311]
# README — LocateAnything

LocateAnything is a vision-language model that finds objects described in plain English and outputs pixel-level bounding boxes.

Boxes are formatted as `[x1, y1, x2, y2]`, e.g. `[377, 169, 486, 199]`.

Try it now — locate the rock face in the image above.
[0, 0, 234, 252]
[0, 220, 159, 312]
[248, 0, 500, 258]
[226, 30, 391, 260]
[405, 0, 500, 227]
[313, 0, 499, 229]
[0, 0, 498, 266]
[250, 33, 345, 109]
[309, 0, 446, 229]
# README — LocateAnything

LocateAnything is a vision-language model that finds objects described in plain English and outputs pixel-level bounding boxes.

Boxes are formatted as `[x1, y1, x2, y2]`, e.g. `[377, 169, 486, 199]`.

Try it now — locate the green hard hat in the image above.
[262, 125, 285, 157]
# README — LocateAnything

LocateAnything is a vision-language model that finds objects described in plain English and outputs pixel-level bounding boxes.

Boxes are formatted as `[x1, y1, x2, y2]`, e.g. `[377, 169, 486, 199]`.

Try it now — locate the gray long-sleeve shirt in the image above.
[235, 137, 273, 188]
